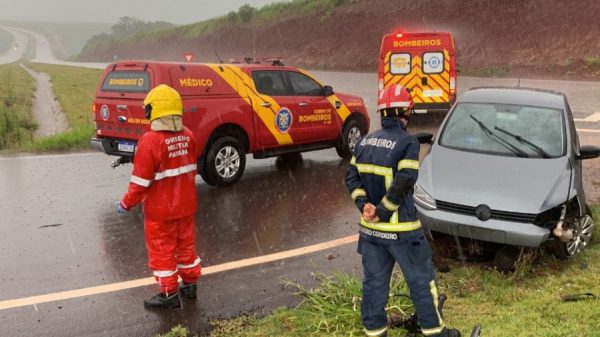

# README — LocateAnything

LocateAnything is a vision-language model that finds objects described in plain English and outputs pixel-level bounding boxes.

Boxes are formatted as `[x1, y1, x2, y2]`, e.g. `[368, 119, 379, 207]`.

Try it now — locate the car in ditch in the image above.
[413, 86, 600, 259]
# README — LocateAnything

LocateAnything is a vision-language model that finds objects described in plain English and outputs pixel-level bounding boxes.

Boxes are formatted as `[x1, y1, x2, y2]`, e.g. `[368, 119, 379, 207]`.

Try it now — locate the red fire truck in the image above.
[379, 31, 458, 113]
[91, 60, 369, 186]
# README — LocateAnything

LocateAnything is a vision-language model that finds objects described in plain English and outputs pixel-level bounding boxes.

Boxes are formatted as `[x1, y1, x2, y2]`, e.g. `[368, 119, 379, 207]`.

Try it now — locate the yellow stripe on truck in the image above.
[298, 69, 350, 122]
[208, 64, 293, 145]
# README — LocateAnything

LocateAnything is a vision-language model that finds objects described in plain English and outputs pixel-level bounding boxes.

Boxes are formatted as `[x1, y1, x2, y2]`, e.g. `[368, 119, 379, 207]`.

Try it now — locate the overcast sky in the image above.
[0, 0, 286, 24]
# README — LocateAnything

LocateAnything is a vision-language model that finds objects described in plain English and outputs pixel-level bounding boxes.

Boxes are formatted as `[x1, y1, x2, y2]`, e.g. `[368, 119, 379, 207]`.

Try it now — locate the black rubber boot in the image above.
[143, 292, 181, 309]
[179, 283, 197, 299]
[441, 327, 461, 337]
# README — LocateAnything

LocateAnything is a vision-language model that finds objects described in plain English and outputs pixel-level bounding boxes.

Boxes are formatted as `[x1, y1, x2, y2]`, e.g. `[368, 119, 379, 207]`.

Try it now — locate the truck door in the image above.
[250, 70, 298, 149]
[284, 70, 336, 143]
[421, 51, 450, 105]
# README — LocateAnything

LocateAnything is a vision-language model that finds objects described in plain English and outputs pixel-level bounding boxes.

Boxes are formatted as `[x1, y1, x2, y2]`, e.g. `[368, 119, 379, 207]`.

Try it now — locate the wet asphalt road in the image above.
[0, 149, 363, 336]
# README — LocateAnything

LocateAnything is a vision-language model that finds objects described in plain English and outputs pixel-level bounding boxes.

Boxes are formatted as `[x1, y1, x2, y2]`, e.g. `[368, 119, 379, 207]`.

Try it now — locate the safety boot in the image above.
[440, 327, 461, 337]
[143, 292, 181, 309]
[179, 283, 197, 299]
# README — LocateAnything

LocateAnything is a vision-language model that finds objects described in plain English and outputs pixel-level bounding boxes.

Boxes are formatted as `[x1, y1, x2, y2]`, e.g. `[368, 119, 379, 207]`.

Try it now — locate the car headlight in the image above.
[413, 184, 437, 210]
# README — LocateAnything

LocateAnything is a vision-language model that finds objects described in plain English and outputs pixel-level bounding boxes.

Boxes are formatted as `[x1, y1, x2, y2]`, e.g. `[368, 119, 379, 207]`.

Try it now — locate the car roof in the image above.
[458, 86, 566, 110]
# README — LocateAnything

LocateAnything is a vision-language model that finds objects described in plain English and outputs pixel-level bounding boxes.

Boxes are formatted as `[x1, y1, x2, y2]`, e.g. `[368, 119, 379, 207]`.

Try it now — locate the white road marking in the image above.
[577, 128, 600, 133]
[574, 112, 600, 122]
[0, 234, 358, 311]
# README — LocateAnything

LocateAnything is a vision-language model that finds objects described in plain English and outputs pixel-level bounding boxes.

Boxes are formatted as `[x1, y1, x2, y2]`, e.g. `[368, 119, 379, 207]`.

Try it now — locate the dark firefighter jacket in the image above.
[346, 117, 421, 234]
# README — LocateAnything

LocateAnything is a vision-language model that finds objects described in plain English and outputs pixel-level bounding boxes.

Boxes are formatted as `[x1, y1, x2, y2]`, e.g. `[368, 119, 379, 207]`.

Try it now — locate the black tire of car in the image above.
[336, 118, 365, 159]
[202, 136, 246, 187]
[553, 205, 594, 259]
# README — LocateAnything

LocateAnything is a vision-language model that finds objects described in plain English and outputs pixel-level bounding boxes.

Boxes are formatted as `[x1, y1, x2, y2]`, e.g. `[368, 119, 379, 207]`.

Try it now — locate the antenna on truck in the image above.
[215, 51, 224, 64]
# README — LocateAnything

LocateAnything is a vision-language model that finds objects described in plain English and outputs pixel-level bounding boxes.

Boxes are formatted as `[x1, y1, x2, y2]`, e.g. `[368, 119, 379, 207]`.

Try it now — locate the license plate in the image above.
[118, 142, 135, 153]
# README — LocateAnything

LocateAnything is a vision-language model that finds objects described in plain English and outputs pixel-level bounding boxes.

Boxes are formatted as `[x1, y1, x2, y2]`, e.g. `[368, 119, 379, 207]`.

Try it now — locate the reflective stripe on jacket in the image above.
[121, 127, 199, 221]
[346, 117, 420, 233]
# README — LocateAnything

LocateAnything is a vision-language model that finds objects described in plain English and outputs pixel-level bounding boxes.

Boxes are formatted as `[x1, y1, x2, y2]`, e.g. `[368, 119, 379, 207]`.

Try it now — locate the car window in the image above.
[252, 70, 288, 96]
[439, 102, 565, 157]
[287, 71, 324, 96]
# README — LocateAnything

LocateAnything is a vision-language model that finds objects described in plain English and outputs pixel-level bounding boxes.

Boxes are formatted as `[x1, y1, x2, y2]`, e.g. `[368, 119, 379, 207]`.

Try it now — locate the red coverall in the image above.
[120, 126, 201, 295]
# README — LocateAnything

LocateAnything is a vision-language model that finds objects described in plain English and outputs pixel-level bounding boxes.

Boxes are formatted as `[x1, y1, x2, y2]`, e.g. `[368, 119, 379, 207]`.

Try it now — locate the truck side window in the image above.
[423, 52, 444, 74]
[389, 53, 411, 75]
[287, 71, 324, 96]
[252, 71, 288, 96]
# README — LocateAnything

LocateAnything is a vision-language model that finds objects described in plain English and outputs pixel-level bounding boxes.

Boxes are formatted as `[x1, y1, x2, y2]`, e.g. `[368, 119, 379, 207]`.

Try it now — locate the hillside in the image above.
[76, 0, 600, 80]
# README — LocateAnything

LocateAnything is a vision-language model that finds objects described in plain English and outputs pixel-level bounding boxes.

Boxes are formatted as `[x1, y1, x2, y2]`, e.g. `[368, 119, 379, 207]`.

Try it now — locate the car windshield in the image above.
[439, 102, 565, 158]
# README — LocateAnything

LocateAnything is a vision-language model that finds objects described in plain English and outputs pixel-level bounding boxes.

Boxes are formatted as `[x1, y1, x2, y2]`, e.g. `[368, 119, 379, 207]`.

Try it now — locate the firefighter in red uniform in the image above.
[346, 84, 460, 337]
[116, 84, 201, 309]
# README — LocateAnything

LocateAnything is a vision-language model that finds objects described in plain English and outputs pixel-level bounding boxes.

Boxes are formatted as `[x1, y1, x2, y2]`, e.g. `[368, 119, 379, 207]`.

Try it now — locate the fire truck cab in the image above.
[379, 31, 458, 113]
[91, 60, 369, 187]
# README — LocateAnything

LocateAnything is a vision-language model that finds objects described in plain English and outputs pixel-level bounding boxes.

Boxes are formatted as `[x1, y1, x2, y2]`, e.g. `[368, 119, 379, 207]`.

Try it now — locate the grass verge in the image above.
[0, 63, 35, 150]
[161, 206, 600, 337]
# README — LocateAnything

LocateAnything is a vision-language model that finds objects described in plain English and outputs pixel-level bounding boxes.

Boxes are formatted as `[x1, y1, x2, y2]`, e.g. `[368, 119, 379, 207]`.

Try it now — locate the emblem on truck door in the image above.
[275, 107, 292, 133]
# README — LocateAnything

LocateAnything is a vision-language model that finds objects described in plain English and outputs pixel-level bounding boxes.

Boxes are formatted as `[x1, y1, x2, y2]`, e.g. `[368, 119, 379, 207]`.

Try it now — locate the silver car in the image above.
[414, 87, 600, 259]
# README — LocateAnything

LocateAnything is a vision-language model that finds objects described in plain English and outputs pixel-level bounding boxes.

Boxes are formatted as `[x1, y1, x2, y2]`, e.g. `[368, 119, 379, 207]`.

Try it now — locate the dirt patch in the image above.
[77, 0, 600, 80]
[20, 64, 69, 138]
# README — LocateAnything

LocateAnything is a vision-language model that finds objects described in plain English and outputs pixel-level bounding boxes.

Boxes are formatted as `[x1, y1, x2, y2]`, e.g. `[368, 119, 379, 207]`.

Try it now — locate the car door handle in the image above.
[298, 102, 308, 107]
[261, 102, 272, 107]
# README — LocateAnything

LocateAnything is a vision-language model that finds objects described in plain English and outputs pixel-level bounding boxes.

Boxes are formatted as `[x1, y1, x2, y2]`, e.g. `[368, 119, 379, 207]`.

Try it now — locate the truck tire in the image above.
[202, 136, 246, 187]
[336, 118, 365, 159]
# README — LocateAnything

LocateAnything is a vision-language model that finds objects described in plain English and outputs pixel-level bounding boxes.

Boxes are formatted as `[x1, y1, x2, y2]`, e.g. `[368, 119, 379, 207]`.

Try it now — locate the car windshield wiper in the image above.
[469, 115, 529, 158]
[494, 126, 551, 158]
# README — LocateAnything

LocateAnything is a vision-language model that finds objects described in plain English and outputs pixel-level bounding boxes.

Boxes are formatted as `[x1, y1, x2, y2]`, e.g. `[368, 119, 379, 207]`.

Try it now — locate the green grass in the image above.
[584, 56, 600, 67]
[78, 0, 362, 57]
[24, 63, 102, 152]
[0, 64, 36, 150]
[162, 206, 600, 337]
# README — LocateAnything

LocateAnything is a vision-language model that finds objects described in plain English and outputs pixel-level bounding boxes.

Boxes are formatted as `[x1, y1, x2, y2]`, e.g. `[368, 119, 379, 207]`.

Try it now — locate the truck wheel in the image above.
[203, 136, 246, 187]
[336, 118, 365, 158]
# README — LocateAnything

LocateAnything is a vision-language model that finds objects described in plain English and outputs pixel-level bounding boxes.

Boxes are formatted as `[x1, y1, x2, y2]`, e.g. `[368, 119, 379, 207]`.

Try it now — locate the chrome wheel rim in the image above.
[566, 214, 594, 256]
[215, 146, 240, 179]
[348, 127, 362, 152]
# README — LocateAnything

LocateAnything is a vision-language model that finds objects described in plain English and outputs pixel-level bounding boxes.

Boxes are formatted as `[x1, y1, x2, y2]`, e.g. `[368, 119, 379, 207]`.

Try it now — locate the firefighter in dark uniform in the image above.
[346, 84, 460, 337]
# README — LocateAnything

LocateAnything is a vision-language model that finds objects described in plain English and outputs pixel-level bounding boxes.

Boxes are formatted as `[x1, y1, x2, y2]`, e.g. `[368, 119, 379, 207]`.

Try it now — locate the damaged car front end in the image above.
[415, 87, 600, 259]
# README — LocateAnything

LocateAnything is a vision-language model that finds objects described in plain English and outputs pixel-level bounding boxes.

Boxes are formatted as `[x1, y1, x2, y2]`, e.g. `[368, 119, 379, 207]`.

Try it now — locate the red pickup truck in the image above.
[91, 60, 369, 186]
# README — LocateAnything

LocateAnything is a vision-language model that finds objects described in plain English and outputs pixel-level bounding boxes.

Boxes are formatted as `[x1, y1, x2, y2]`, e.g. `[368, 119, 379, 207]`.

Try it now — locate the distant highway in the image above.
[0, 25, 107, 68]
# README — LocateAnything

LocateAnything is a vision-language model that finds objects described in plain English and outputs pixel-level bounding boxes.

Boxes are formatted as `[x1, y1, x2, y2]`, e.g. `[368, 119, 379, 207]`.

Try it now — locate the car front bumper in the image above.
[416, 204, 550, 247]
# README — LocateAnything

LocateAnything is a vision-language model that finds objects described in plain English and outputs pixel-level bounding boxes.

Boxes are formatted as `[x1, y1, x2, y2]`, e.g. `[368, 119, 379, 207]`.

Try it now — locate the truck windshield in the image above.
[102, 71, 150, 93]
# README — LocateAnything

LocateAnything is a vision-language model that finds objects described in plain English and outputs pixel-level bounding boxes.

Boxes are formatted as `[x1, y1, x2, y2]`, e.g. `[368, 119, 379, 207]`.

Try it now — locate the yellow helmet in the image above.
[143, 84, 183, 121]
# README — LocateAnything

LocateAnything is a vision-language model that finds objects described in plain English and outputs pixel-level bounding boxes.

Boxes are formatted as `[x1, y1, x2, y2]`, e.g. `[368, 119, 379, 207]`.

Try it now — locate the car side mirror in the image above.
[577, 145, 600, 160]
[413, 131, 434, 145]
[323, 85, 334, 96]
